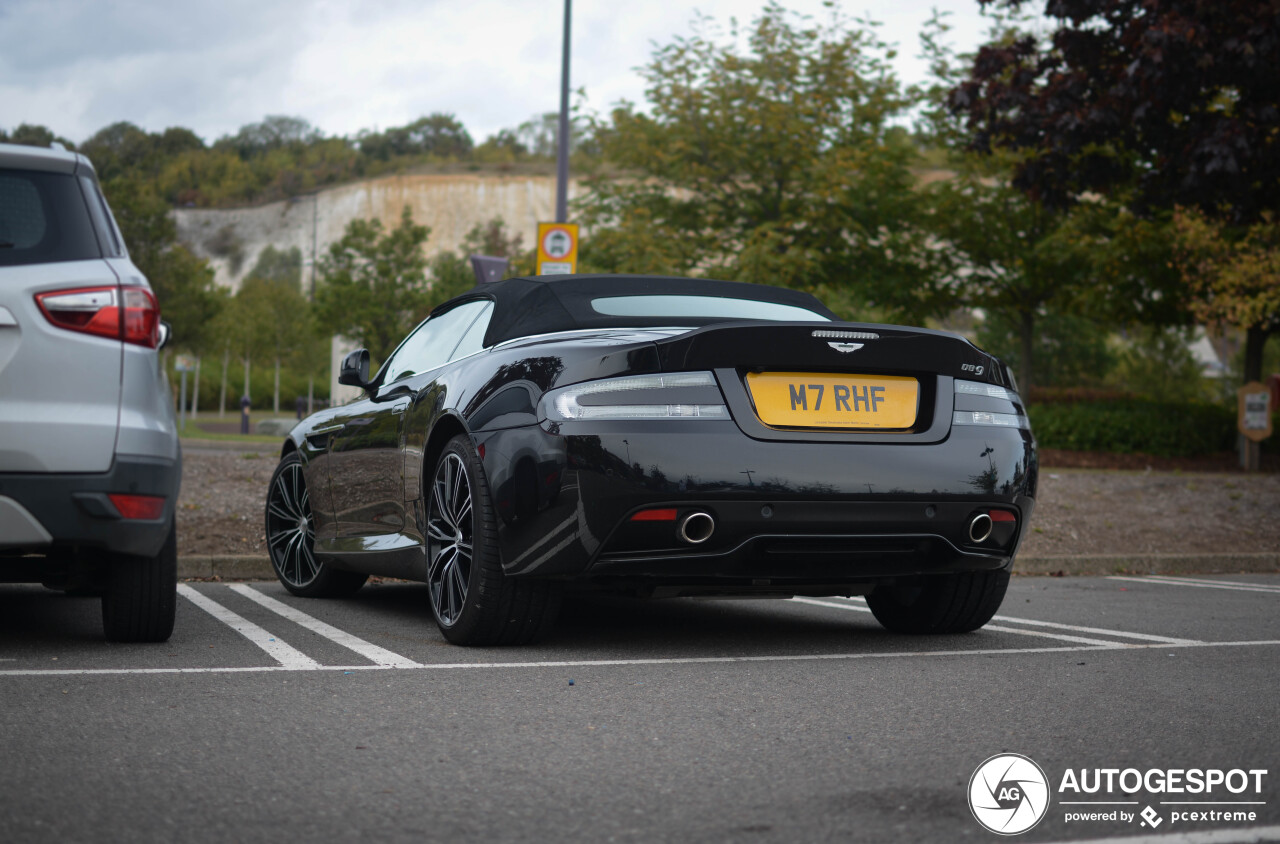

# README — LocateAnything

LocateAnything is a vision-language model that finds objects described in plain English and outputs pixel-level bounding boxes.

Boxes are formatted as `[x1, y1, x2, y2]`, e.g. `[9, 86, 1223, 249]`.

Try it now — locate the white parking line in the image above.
[2, 638, 1278, 676]
[176, 584, 320, 669]
[990, 615, 1202, 645]
[1139, 575, 1280, 591]
[813, 595, 1200, 645]
[1044, 823, 1280, 843]
[790, 597, 1127, 647]
[1109, 576, 1280, 594]
[229, 584, 421, 668]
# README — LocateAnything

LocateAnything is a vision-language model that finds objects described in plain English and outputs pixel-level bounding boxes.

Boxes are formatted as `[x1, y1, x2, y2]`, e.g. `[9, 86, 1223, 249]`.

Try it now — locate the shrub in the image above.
[1027, 399, 1236, 457]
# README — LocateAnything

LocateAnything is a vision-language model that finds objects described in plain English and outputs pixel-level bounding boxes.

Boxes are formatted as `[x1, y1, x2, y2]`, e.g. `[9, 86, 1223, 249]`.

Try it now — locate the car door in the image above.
[328, 300, 493, 543]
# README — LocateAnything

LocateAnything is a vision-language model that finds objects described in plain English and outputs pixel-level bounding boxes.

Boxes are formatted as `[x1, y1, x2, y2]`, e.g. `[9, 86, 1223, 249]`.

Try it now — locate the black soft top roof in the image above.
[434, 274, 839, 347]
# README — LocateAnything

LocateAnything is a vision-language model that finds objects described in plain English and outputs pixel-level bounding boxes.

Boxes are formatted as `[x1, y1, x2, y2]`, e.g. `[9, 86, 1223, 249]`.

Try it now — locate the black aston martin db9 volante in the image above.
[265, 274, 1035, 645]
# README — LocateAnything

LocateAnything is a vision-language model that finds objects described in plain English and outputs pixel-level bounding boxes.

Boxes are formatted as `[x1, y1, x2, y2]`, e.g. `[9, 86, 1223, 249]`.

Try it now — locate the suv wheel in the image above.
[101, 520, 178, 643]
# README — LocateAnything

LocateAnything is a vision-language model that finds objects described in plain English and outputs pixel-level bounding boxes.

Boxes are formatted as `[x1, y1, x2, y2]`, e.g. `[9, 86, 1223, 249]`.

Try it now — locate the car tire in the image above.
[426, 435, 560, 645]
[866, 568, 1010, 634]
[101, 519, 177, 643]
[266, 451, 368, 598]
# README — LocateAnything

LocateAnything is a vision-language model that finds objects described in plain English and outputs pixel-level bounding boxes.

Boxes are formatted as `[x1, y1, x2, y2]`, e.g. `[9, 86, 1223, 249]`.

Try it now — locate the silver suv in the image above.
[0, 142, 180, 642]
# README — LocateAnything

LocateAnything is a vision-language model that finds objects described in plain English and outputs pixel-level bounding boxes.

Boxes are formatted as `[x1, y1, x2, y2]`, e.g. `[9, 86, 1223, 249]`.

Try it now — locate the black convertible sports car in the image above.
[266, 274, 1036, 645]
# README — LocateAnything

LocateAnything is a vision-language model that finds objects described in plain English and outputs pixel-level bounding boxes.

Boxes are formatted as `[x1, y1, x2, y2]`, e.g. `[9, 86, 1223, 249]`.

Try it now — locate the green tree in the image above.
[0, 123, 76, 149]
[922, 162, 1104, 393]
[950, 0, 1280, 383]
[228, 275, 315, 413]
[248, 245, 304, 290]
[427, 218, 527, 309]
[100, 176, 224, 353]
[1174, 209, 1280, 384]
[313, 206, 432, 363]
[578, 3, 932, 320]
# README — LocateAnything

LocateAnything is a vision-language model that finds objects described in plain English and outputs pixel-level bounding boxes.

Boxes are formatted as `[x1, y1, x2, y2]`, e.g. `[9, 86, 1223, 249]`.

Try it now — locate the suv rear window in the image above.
[0, 169, 102, 267]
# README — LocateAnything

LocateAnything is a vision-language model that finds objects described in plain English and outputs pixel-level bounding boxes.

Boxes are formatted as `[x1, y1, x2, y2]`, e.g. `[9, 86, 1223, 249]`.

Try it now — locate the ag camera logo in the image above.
[969, 753, 1051, 835]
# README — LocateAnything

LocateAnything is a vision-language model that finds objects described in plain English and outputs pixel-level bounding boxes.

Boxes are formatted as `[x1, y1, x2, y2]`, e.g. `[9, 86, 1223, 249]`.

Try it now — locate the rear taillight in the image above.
[107, 494, 166, 520]
[34, 285, 160, 348]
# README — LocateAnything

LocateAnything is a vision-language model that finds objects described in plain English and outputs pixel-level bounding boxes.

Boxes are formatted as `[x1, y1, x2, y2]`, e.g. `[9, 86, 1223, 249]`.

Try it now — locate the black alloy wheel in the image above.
[426, 450, 473, 626]
[425, 435, 561, 645]
[265, 452, 367, 598]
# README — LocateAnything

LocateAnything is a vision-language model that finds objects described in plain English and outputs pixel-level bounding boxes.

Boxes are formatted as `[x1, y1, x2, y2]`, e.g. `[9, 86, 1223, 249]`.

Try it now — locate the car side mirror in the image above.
[157, 320, 172, 350]
[338, 348, 371, 388]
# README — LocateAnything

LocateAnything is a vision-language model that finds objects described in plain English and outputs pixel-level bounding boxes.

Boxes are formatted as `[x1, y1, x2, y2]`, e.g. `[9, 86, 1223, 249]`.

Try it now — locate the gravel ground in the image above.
[176, 444, 1280, 559]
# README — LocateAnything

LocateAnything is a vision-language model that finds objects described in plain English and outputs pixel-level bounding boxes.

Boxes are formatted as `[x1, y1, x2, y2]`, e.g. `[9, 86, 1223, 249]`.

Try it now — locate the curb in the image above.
[178, 554, 1280, 581]
[179, 556, 275, 579]
[1016, 553, 1280, 576]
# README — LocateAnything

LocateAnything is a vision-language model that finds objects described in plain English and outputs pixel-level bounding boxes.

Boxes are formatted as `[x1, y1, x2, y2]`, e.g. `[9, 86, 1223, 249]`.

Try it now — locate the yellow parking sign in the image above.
[537, 222, 578, 275]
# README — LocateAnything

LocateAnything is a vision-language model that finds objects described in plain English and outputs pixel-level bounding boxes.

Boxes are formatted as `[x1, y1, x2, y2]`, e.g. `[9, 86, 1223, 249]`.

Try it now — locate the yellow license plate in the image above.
[746, 372, 919, 429]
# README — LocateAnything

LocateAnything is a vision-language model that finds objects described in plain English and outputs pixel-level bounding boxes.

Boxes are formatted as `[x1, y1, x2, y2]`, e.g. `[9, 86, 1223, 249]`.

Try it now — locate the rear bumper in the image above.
[480, 420, 1036, 586]
[0, 452, 181, 563]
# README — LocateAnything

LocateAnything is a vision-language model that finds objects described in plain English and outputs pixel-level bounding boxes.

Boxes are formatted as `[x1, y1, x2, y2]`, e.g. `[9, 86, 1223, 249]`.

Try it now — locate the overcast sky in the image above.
[0, 0, 1009, 146]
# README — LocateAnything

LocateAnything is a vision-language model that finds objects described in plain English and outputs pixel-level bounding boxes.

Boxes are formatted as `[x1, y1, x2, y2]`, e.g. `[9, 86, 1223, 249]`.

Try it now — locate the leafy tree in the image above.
[217, 115, 321, 158]
[359, 113, 473, 161]
[81, 122, 165, 181]
[949, 0, 1280, 381]
[427, 218, 527, 309]
[473, 128, 527, 165]
[226, 275, 316, 412]
[1174, 208, 1280, 383]
[578, 3, 933, 320]
[952, 0, 1280, 222]
[924, 165, 1100, 391]
[976, 309, 1115, 391]
[248, 245, 303, 291]
[1109, 325, 1209, 403]
[0, 123, 76, 149]
[100, 176, 223, 353]
[313, 206, 432, 363]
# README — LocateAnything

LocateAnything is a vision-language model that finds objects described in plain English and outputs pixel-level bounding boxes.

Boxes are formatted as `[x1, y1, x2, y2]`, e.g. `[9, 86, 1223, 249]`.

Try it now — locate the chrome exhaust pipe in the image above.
[968, 513, 993, 544]
[678, 511, 715, 544]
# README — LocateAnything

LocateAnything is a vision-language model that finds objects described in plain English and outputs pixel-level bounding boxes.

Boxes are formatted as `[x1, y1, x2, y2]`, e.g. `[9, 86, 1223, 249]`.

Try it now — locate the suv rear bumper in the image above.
[0, 452, 181, 561]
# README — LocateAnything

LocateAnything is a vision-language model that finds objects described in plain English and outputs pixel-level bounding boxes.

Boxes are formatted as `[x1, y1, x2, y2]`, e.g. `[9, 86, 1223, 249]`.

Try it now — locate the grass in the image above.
[178, 411, 293, 445]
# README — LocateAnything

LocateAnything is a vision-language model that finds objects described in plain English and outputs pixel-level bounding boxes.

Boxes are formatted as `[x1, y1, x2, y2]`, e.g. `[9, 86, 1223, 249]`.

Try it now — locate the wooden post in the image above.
[1237, 382, 1273, 472]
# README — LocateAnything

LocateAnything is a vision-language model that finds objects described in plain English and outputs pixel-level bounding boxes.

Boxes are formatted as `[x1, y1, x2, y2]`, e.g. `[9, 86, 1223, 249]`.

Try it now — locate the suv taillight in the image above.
[34, 285, 160, 348]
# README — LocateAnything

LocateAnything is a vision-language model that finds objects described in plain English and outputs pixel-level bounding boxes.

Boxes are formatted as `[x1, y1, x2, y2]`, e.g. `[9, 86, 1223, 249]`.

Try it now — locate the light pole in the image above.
[555, 0, 572, 223]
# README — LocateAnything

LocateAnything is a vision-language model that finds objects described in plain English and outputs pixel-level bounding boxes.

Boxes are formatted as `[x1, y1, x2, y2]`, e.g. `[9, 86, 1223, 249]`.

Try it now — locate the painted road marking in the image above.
[229, 584, 421, 668]
[791, 597, 1128, 647]
[176, 584, 319, 669]
[818, 595, 1200, 645]
[1141, 575, 1280, 593]
[1, 639, 1278, 677]
[989, 615, 1201, 645]
[1044, 822, 1280, 843]
[1109, 576, 1280, 595]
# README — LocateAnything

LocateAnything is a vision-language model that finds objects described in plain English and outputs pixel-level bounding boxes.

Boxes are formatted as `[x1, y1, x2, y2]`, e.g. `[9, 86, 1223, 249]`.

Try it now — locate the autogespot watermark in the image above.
[968, 756, 1270, 835]
[969, 754, 1052, 835]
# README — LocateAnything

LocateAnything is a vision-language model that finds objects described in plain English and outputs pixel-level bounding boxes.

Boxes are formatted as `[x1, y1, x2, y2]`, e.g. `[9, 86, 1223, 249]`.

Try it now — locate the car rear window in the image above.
[590, 294, 831, 322]
[0, 168, 102, 267]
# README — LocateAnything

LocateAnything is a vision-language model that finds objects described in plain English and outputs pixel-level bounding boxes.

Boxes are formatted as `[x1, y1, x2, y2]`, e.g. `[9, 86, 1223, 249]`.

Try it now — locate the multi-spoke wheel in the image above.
[426, 451, 474, 626]
[425, 435, 561, 645]
[265, 452, 367, 598]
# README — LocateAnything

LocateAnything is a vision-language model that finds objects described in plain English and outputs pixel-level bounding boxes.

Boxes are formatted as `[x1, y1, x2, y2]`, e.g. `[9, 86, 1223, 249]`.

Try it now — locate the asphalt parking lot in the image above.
[2, 574, 1277, 843]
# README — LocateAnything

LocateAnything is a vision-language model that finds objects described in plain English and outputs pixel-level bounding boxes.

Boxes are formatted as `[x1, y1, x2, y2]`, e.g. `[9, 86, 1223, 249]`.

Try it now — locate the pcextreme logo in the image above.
[969, 754, 1051, 835]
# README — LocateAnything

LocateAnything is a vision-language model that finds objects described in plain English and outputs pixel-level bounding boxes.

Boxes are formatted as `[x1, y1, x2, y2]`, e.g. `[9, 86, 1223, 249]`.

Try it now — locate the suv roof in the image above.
[0, 141, 91, 176]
